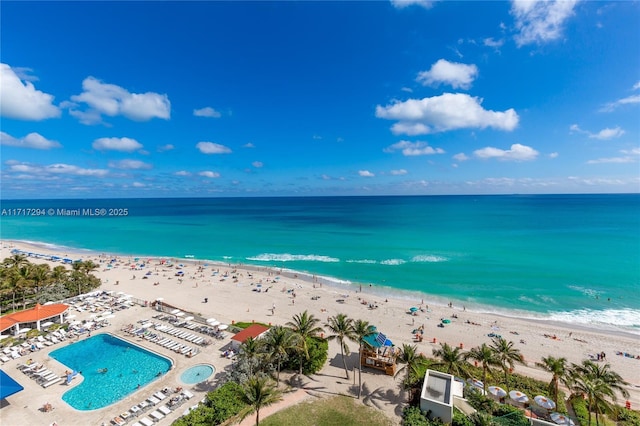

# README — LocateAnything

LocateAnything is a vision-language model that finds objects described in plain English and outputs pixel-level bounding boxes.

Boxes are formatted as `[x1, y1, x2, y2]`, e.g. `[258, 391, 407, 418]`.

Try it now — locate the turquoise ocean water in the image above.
[1, 194, 639, 333]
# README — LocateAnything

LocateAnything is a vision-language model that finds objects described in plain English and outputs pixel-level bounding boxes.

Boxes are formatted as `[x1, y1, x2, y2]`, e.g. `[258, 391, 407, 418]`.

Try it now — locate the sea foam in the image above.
[246, 253, 340, 262]
[411, 255, 448, 263]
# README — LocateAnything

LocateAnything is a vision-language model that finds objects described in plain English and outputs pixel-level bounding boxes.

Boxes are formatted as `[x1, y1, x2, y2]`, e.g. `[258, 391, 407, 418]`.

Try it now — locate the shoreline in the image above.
[1, 238, 640, 422]
[5, 238, 639, 339]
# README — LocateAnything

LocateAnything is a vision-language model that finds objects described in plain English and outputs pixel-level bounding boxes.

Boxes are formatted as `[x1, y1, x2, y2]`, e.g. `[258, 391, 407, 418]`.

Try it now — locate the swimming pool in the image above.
[49, 333, 172, 410]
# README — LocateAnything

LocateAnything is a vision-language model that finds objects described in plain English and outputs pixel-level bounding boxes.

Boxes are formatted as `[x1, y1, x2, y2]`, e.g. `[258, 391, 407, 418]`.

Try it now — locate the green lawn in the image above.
[259, 395, 396, 426]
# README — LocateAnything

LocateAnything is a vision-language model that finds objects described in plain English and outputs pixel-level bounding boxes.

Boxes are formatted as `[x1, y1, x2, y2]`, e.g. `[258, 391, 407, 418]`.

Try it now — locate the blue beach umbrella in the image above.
[0, 370, 24, 400]
[409, 307, 418, 312]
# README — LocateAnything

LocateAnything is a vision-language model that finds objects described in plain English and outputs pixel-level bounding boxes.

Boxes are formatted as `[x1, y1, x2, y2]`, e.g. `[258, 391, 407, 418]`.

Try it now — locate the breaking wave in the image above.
[246, 253, 340, 262]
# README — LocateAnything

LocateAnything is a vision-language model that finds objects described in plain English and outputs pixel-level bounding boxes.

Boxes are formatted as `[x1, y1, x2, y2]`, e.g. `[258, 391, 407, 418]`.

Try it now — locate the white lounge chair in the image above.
[149, 410, 164, 422]
[139, 417, 154, 426]
[182, 390, 194, 399]
[42, 377, 61, 388]
[158, 405, 171, 415]
[147, 396, 160, 406]
[153, 392, 166, 401]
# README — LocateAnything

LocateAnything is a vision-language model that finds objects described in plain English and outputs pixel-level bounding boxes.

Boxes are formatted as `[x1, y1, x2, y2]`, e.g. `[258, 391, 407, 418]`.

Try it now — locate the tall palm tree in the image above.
[489, 337, 524, 392]
[2, 253, 28, 269]
[568, 360, 630, 426]
[262, 325, 296, 386]
[351, 319, 376, 399]
[325, 313, 355, 379]
[395, 343, 424, 391]
[15, 265, 33, 308]
[466, 343, 498, 395]
[30, 263, 51, 300]
[238, 336, 263, 377]
[286, 310, 324, 374]
[50, 265, 69, 285]
[536, 356, 568, 408]
[236, 376, 283, 426]
[432, 342, 471, 379]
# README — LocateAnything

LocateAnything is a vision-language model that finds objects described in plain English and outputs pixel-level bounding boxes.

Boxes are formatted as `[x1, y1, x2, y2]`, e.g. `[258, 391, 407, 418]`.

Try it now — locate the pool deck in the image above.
[0, 304, 233, 426]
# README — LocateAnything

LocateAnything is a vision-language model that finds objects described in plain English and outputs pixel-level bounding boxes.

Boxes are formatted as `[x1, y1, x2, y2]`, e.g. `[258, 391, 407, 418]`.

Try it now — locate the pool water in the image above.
[180, 364, 214, 384]
[50, 334, 172, 410]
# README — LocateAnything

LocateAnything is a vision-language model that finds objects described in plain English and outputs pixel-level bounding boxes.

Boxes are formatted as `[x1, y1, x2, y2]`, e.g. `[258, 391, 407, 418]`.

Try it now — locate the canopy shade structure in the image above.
[363, 332, 393, 348]
[0, 370, 24, 399]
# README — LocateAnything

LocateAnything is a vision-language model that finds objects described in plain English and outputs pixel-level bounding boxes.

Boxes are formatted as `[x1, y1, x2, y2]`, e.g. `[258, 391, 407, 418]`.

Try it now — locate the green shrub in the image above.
[173, 382, 246, 426]
[615, 408, 640, 426]
[571, 397, 592, 426]
[453, 409, 474, 426]
[402, 406, 429, 426]
[283, 336, 328, 375]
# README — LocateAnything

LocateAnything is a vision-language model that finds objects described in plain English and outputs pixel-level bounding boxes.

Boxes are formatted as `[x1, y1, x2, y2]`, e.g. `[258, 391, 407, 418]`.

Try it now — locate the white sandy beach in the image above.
[1, 240, 639, 426]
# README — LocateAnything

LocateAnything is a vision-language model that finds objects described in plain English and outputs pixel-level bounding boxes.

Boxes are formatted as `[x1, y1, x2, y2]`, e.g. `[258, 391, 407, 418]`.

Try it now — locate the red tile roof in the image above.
[230, 324, 269, 344]
[0, 303, 69, 332]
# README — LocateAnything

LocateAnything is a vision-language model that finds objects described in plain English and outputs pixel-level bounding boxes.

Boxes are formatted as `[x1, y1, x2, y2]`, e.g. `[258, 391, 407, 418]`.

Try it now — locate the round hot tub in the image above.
[180, 364, 214, 384]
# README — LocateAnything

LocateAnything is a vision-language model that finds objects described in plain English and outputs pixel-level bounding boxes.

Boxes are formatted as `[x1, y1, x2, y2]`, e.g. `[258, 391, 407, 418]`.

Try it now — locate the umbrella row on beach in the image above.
[473, 382, 573, 425]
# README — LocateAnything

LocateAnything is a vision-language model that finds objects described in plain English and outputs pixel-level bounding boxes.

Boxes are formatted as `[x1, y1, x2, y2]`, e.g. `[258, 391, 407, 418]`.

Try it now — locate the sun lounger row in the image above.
[17, 363, 62, 387]
[153, 325, 206, 345]
[120, 388, 193, 425]
[123, 326, 199, 357]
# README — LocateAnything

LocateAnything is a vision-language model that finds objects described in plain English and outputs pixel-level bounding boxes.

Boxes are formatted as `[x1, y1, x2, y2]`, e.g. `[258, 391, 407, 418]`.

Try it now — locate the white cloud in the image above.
[474, 143, 539, 161]
[108, 159, 152, 170]
[483, 38, 505, 49]
[587, 157, 636, 164]
[132, 182, 146, 188]
[0, 131, 62, 149]
[199, 171, 220, 178]
[193, 107, 221, 118]
[511, 0, 578, 47]
[359, 170, 375, 177]
[390, 169, 408, 175]
[175, 170, 191, 176]
[587, 148, 640, 164]
[549, 152, 559, 158]
[600, 95, 640, 112]
[65, 77, 170, 124]
[383, 140, 445, 156]
[252, 161, 264, 168]
[0, 63, 61, 120]
[196, 141, 232, 154]
[93, 137, 143, 152]
[321, 174, 332, 180]
[570, 124, 625, 140]
[243, 142, 255, 148]
[376, 93, 518, 135]
[157, 144, 174, 152]
[633, 81, 640, 91]
[453, 153, 469, 161]
[6, 161, 108, 177]
[416, 59, 478, 89]
[390, 0, 435, 9]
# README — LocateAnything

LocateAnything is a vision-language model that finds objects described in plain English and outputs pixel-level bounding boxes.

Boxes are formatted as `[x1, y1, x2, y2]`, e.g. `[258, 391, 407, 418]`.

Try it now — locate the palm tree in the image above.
[536, 356, 568, 408]
[325, 313, 355, 379]
[395, 343, 425, 392]
[490, 337, 524, 392]
[238, 336, 263, 377]
[236, 376, 283, 426]
[466, 343, 498, 395]
[2, 253, 28, 269]
[30, 263, 51, 300]
[351, 319, 376, 399]
[569, 360, 629, 425]
[286, 310, 324, 374]
[432, 342, 471, 379]
[50, 265, 69, 285]
[15, 265, 33, 308]
[262, 325, 296, 386]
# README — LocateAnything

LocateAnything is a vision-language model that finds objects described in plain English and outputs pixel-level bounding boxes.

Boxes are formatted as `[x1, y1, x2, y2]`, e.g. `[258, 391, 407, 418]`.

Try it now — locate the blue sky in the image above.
[1, 1, 638, 198]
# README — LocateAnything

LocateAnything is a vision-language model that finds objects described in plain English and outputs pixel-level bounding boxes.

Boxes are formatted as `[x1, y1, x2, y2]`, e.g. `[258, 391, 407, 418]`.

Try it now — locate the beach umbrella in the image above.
[534, 395, 556, 410]
[183, 316, 194, 322]
[550, 412, 575, 426]
[441, 319, 451, 324]
[170, 309, 181, 314]
[206, 318, 217, 324]
[509, 390, 529, 404]
[409, 307, 418, 312]
[175, 312, 185, 317]
[218, 324, 228, 330]
[209, 321, 220, 327]
[488, 386, 507, 398]
[467, 378, 484, 390]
